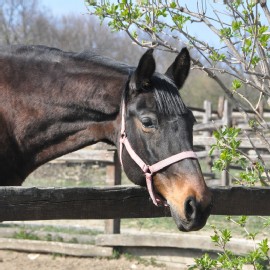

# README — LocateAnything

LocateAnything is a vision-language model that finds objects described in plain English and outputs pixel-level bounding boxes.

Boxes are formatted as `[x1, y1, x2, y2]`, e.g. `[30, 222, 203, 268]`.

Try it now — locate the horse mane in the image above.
[74, 50, 131, 74]
[0, 45, 130, 75]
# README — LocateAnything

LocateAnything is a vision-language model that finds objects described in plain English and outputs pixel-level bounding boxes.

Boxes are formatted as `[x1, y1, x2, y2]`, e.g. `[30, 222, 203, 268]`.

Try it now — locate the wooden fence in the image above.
[0, 186, 270, 222]
[192, 98, 270, 186]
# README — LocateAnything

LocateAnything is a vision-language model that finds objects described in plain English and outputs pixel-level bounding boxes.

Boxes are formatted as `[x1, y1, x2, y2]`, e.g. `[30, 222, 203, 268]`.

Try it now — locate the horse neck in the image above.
[11, 60, 128, 178]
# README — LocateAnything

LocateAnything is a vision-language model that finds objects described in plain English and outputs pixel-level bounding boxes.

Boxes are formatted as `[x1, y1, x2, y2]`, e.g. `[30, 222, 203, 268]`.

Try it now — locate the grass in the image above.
[1, 223, 102, 236]
[0, 223, 101, 245]
[122, 217, 178, 233]
[13, 229, 41, 241]
[24, 163, 107, 187]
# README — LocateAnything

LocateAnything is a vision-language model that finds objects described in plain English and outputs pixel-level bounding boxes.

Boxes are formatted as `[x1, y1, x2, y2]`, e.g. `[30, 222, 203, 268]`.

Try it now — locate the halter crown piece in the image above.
[119, 99, 198, 206]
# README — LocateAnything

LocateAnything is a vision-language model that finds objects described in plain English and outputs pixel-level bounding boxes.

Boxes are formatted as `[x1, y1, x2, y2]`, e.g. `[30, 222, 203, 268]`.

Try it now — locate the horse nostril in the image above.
[184, 197, 197, 220]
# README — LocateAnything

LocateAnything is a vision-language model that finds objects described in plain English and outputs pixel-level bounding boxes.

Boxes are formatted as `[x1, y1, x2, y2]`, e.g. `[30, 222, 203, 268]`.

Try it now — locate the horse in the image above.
[0, 45, 212, 231]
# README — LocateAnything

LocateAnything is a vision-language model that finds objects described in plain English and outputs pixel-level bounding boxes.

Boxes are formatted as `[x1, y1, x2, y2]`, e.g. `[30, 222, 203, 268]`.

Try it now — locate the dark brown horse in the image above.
[0, 45, 212, 231]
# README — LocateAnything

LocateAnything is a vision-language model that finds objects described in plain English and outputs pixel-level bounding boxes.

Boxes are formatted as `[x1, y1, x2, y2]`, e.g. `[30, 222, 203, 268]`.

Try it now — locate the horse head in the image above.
[119, 48, 212, 232]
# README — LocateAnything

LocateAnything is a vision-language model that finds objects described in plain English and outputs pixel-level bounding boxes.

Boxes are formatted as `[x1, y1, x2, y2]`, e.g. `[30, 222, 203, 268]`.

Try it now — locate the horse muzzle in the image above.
[154, 171, 213, 232]
[170, 195, 213, 232]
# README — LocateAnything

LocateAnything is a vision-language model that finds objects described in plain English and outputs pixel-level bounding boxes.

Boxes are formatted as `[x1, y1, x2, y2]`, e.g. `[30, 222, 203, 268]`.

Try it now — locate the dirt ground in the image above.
[0, 250, 166, 270]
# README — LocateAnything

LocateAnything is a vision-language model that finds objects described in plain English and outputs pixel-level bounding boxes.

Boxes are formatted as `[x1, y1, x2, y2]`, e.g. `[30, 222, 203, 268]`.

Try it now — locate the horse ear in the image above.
[165, 48, 190, 89]
[130, 49, 156, 91]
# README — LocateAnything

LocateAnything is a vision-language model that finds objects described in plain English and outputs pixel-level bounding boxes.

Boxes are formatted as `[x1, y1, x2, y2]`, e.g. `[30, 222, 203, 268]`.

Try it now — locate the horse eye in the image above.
[141, 117, 156, 128]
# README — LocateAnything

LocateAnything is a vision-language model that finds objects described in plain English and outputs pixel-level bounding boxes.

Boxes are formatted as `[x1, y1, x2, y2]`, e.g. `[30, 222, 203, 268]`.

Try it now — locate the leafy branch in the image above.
[189, 223, 270, 270]
[86, 0, 270, 116]
[210, 126, 269, 186]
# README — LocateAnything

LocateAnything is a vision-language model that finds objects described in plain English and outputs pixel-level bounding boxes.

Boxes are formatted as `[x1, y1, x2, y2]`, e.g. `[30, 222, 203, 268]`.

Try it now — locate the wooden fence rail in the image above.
[0, 186, 270, 221]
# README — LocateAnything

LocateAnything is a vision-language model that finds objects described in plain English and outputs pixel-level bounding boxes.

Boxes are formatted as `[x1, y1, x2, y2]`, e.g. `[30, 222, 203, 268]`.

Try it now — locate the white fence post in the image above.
[221, 99, 232, 186]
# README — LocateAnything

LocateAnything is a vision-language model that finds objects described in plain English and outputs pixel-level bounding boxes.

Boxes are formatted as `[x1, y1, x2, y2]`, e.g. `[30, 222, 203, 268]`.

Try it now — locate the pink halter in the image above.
[119, 100, 198, 206]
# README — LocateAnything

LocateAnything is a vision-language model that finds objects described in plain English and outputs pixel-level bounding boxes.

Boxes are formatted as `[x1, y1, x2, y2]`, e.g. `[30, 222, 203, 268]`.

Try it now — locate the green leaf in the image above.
[221, 229, 232, 244]
[211, 234, 219, 243]
[170, 2, 177, 8]
[250, 55, 261, 68]
[242, 38, 252, 53]
[232, 20, 242, 32]
[209, 145, 217, 156]
[220, 27, 232, 39]
[259, 33, 270, 48]
[192, 253, 217, 270]
[238, 216, 247, 227]
[209, 51, 226, 62]
[247, 232, 258, 240]
[232, 79, 242, 91]
[258, 25, 268, 35]
[172, 14, 190, 29]
[259, 239, 269, 256]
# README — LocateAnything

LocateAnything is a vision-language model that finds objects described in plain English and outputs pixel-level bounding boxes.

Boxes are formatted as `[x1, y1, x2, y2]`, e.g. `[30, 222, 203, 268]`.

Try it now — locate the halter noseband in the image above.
[119, 99, 198, 206]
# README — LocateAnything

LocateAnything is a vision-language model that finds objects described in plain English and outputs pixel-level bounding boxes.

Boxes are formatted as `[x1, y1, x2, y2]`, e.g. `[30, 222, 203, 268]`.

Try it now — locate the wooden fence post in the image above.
[217, 96, 225, 118]
[104, 151, 122, 234]
[221, 99, 232, 186]
[203, 100, 213, 174]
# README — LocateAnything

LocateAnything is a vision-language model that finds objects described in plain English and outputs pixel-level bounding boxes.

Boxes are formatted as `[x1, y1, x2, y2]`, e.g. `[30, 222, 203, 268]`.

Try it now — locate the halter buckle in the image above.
[143, 164, 151, 175]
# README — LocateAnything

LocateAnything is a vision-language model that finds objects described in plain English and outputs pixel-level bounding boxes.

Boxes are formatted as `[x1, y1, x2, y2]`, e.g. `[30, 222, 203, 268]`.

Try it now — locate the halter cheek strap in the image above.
[119, 101, 198, 206]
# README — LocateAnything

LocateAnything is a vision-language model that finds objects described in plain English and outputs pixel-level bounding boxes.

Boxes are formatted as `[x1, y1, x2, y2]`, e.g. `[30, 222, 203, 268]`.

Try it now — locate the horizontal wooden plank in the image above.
[211, 186, 270, 215]
[85, 142, 116, 151]
[193, 120, 224, 131]
[52, 149, 115, 164]
[232, 111, 270, 119]
[194, 136, 270, 149]
[0, 186, 168, 220]
[0, 186, 269, 221]
[0, 234, 263, 262]
[0, 238, 112, 257]
[95, 233, 263, 256]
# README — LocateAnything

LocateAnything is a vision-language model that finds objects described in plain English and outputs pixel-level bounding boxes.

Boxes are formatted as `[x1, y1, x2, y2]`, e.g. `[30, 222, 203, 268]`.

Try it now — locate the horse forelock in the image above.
[152, 74, 188, 116]
[124, 72, 188, 116]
